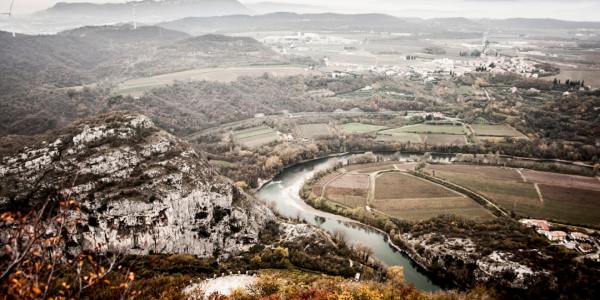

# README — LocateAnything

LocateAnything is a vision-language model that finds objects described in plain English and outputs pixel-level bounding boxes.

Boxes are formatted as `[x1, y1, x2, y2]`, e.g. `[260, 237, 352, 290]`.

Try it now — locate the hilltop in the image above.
[0, 112, 274, 257]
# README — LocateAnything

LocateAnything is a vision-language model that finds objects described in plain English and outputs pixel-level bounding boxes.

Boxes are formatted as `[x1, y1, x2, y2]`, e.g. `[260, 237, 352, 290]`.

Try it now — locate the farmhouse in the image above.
[544, 231, 567, 242]
[569, 232, 590, 241]
[577, 243, 594, 253]
[519, 219, 551, 231]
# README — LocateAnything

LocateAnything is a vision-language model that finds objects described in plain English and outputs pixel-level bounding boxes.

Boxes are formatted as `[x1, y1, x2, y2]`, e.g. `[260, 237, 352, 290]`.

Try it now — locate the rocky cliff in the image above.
[0, 112, 273, 257]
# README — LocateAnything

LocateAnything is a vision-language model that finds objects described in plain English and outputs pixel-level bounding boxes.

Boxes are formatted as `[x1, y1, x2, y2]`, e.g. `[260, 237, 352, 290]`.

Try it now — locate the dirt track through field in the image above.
[534, 183, 544, 203]
[516, 168, 527, 182]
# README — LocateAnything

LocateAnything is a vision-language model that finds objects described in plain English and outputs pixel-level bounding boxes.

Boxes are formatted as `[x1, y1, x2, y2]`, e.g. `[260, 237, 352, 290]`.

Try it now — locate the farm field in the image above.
[343, 161, 397, 172]
[374, 172, 456, 199]
[341, 123, 388, 134]
[386, 123, 466, 135]
[372, 172, 493, 221]
[324, 174, 370, 208]
[425, 164, 600, 226]
[231, 126, 280, 148]
[521, 169, 600, 191]
[296, 123, 333, 139]
[376, 132, 422, 143]
[470, 124, 527, 139]
[316, 162, 494, 221]
[376, 131, 468, 146]
[421, 134, 468, 146]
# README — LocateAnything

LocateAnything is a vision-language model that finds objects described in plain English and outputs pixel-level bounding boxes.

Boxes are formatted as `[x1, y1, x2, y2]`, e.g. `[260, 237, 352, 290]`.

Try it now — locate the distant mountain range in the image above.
[3, 1, 598, 35]
[158, 12, 600, 35]
[159, 12, 427, 35]
[246, 1, 328, 14]
[29, 0, 252, 30]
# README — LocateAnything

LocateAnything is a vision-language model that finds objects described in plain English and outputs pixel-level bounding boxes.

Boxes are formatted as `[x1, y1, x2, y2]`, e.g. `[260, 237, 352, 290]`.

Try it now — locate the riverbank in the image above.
[298, 158, 600, 297]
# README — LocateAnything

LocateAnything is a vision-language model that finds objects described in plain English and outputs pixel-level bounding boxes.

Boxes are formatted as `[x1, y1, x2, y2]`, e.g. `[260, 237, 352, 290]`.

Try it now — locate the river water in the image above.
[256, 153, 453, 291]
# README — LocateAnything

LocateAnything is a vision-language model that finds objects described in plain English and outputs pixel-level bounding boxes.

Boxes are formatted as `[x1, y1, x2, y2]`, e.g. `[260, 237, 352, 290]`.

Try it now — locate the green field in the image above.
[232, 126, 281, 148]
[341, 123, 388, 134]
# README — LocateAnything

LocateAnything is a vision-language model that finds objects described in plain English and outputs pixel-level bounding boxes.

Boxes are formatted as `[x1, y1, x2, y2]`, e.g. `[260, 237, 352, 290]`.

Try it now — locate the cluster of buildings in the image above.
[520, 219, 598, 255]
[261, 32, 355, 51]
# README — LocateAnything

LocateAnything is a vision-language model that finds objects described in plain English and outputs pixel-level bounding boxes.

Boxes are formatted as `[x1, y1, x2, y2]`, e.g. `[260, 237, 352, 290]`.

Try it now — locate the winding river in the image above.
[256, 153, 453, 291]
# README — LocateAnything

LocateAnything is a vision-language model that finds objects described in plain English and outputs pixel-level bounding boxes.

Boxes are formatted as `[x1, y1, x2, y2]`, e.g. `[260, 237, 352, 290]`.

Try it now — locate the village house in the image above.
[519, 219, 551, 232]
[577, 243, 594, 253]
[569, 232, 590, 242]
[544, 231, 567, 242]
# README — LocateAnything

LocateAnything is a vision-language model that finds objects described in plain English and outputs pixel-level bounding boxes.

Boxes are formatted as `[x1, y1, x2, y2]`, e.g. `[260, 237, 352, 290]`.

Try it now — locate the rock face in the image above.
[0, 112, 273, 257]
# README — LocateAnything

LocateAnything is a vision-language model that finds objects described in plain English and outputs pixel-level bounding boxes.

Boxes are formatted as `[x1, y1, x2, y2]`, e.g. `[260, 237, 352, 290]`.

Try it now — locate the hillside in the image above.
[59, 24, 191, 46]
[0, 26, 289, 95]
[0, 112, 274, 257]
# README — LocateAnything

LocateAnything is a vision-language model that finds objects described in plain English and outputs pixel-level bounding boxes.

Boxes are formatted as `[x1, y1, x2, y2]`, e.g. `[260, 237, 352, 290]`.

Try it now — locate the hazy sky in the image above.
[5, 0, 600, 21]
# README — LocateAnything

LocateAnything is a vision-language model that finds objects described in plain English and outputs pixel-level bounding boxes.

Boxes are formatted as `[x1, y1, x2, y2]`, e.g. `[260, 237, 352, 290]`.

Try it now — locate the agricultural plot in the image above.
[388, 123, 466, 135]
[324, 174, 370, 208]
[341, 123, 388, 134]
[354, 163, 398, 174]
[344, 161, 398, 172]
[426, 164, 540, 213]
[521, 169, 600, 191]
[311, 172, 342, 196]
[371, 172, 493, 221]
[296, 123, 333, 139]
[470, 124, 528, 141]
[378, 124, 469, 146]
[232, 126, 280, 148]
[376, 132, 422, 144]
[374, 172, 456, 199]
[536, 185, 600, 226]
[426, 164, 600, 226]
[421, 134, 468, 146]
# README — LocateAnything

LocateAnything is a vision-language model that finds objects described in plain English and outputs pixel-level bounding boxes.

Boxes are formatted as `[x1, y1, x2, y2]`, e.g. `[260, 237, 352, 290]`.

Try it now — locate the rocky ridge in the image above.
[0, 112, 273, 257]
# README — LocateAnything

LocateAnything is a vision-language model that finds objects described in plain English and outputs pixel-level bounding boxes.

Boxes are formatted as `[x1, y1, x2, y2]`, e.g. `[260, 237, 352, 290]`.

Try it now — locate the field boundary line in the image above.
[319, 172, 345, 199]
[516, 168, 527, 182]
[534, 183, 544, 203]
[410, 171, 509, 217]
[403, 171, 466, 198]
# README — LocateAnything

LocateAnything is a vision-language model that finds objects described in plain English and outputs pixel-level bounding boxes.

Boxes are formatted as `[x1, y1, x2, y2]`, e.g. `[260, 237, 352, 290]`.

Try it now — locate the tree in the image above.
[0, 199, 137, 299]
[264, 155, 283, 171]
